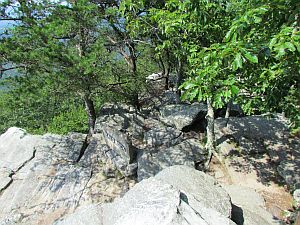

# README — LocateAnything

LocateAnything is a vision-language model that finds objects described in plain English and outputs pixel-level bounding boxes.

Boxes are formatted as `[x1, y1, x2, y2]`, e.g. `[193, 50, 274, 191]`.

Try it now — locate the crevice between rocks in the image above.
[177, 191, 206, 224]
[76, 135, 90, 163]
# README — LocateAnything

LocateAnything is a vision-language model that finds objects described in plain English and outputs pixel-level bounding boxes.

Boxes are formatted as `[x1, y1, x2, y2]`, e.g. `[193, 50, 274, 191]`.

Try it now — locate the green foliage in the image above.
[47, 104, 88, 134]
[1, 0, 299, 135]
[121, 0, 299, 129]
[0, 0, 151, 134]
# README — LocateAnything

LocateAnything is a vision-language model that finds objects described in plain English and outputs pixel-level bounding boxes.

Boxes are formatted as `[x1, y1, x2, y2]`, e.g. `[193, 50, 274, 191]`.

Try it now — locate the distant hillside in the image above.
[1, 21, 19, 82]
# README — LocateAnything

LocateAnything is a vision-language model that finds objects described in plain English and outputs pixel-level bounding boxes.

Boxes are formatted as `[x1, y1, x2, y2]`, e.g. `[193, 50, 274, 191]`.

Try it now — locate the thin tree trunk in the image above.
[83, 94, 96, 136]
[131, 92, 140, 110]
[225, 99, 232, 119]
[225, 99, 232, 126]
[158, 52, 171, 90]
[127, 42, 141, 110]
[176, 57, 183, 95]
[295, 211, 300, 225]
[205, 98, 215, 170]
[0, 64, 3, 79]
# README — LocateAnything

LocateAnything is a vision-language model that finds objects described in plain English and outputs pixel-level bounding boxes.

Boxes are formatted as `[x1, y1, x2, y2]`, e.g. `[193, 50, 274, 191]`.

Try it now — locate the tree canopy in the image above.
[0, 0, 299, 141]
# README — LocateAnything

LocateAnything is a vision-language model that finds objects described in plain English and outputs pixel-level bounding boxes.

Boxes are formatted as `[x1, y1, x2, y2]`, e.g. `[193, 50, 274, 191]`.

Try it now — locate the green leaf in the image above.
[284, 42, 296, 52]
[224, 29, 233, 42]
[269, 37, 277, 48]
[189, 88, 198, 101]
[253, 16, 262, 23]
[232, 53, 243, 71]
[275, 47, 286, 58]
[231, 85, 239, 95]
[294, 42, 300, 53]
[243, 50, 258, 63]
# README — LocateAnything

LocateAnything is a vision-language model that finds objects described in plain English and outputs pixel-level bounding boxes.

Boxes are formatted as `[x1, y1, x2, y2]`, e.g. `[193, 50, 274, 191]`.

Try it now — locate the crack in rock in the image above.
[0, 149, 37, 195]
[76, 135, 90, 163]
[75, 170, 93, 209]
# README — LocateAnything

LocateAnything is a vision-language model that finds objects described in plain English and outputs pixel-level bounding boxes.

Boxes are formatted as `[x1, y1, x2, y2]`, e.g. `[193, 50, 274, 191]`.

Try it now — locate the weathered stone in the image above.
[0, 128, 133, 225]
[156, 166, 232, 219]
[54, 166, 236, 225]
[294, 189, 300, 203]
[144, 125, 182, 148]
[159, 103, 207, 130]
[100, 125, 138, 177]
[141, 90, 181, 110]
[224, 185, 281, 225]
[137, 139, 206, 181]
[277, 159, 300, 188]
[181, 138, 207, 163]
[215, 115, 290, 155]
[0, 168, 13, 192]
[0, 127, 43, 171]
[95, 103, 145, 138]
[102, 125, 135, 162]
[146, 72, 163, 81]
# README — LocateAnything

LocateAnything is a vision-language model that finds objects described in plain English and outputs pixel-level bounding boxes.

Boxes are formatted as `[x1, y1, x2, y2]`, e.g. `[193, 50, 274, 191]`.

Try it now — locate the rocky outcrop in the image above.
[54, 165, 236, 225]
[143, 122, 183, 148]
[215, 115, 290, 155]
[1, 101, 297, 225]
[138, 139, 206, 181]
[95, 103, 206, 182]
[223, 185, 281, 225]
[215, 115, 300, 189]
[159, 103, 207, 131]
[0, 128, 135, 225]
[102, 125, 137, 176]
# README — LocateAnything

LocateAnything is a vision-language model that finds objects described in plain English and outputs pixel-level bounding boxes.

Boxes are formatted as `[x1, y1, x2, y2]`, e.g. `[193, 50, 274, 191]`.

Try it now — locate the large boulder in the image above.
[137, 139, 206, 181]
[223, 185, 281, 225]
[215, 115, 300, 188]
[143, 119, 183, 148]
[159, 103, 207, 130]
[101, 125, 137, 176]
[277, 158, 300, 189]
[140, 89, 181, 110]
[215, 115, 290, 155]
[0, 128, 133, 225]
[54, 166, 236, 225]
[95, 103, 145, 139]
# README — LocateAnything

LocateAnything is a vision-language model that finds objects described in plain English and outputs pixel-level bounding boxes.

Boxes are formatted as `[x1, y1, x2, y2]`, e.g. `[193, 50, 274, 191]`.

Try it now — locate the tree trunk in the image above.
[0, 64, 3, 79]
[225, 99, 232, 126]
[158, 52, 171, 90]
[83, 94, 96, 136]
[127, 42, 141, 110]
[176, 57, 183, 95]
[205, 98, 215, 170]
[131, 92, 140, 110]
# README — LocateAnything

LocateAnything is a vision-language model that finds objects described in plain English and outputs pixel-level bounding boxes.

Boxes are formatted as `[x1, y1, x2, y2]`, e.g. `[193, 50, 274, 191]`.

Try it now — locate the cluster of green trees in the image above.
[1, 1, 299, 154]
[0, 0, 159, 134]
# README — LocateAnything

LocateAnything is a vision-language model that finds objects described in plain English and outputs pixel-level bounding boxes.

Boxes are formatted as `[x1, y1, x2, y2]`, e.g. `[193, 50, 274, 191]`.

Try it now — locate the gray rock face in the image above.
[0, 128, 134, 225]
[223, 185, 281, 225]
[144, 125, 183, 148]
[159, 103, 207, 130]
[54, 166, 236, 225]
[277, 159, 300, 188]
[102, 125, 137, 176]
[95, 103, 145, 139]
[155, 166, 232, 219]
[137, 139, 206, 181]
[0, 127, 43, 172]
[215, 115, 290, 155]
[216, 115, 300, 189]
[294, 189, 300, 204]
